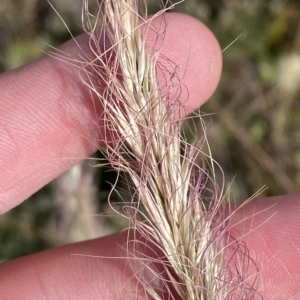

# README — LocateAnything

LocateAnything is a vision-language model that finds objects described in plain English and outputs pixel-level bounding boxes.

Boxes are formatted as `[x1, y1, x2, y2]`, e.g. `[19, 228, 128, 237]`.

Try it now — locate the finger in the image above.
[0, 232, 169, 300]
[1, 194, 299, 299]
[0, 13, 222, 213]
[231, 192, 300, 298]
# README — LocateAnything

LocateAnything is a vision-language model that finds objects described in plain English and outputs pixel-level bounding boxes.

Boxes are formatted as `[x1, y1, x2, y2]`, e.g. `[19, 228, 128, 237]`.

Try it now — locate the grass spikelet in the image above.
[77, 0, 262, 299]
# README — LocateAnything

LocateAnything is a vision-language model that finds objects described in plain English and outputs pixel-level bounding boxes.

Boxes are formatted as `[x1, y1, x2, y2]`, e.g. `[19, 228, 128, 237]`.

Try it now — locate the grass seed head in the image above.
[77, 0, 262, 299]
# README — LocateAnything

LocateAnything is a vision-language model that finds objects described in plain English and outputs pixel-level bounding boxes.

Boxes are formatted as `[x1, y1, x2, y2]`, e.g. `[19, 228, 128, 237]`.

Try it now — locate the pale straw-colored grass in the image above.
[73, 0, 262, 299]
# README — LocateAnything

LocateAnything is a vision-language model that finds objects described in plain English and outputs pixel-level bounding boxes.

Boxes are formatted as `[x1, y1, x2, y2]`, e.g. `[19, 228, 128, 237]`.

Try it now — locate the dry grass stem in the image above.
[52, 161, 114, 242]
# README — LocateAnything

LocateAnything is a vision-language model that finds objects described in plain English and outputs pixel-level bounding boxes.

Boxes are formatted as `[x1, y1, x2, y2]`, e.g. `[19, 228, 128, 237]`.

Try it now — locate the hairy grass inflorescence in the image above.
[71, 0, 262, 299]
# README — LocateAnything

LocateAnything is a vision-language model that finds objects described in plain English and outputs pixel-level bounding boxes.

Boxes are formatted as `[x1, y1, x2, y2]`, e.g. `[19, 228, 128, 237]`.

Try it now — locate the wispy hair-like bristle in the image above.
[62, 0, 264, 299]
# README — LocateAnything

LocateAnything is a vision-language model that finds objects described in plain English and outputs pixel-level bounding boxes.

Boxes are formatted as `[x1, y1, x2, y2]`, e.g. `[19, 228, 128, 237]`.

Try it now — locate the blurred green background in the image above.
[0, 0, 299, 261]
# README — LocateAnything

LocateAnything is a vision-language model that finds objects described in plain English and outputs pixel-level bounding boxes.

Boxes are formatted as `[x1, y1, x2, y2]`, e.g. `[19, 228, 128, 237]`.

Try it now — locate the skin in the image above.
[0, 13, 299, 300]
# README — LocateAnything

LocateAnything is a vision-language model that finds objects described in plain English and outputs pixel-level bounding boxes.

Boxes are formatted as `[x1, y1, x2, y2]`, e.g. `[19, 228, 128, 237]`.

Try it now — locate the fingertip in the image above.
[152, 13, 222, 110]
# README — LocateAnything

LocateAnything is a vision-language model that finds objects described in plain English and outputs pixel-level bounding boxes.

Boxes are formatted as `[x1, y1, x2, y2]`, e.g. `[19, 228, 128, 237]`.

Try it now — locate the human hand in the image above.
[0, 13, 299, 299]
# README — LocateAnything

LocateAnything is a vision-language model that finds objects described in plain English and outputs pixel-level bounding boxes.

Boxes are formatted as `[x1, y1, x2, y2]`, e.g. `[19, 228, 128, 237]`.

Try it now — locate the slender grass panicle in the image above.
[71, 0, 262, 299]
